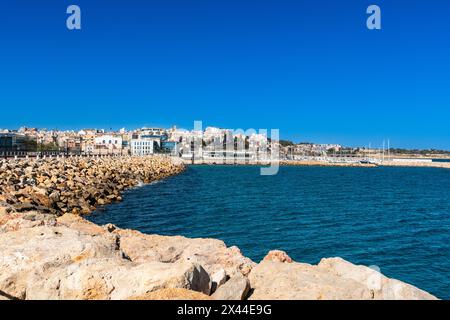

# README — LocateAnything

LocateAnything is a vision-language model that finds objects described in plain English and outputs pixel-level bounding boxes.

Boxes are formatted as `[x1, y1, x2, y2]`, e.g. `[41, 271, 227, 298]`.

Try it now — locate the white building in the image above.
[93, 135, 123, 155]
[94, 135, 122, 147]
[138, 127, 166, 136]
[168, 128, 189, 142]
[130, 137, 160, 156]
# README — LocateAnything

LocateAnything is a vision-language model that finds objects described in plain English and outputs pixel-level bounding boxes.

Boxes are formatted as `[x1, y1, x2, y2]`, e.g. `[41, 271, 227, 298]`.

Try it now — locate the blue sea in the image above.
[88, 165, 450, 299]
[433, 158, 450, 162]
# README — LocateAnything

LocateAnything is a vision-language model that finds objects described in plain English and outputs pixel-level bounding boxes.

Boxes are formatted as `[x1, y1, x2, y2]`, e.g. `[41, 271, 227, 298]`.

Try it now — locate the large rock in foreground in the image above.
[248, 256, 437, 300]
[56, 214, 255, 279]
[114, 228, 255, 278]
[318, 257, 436, 300]
[212, 274, 250, 300]
[0, 220, 212, 299]
[0, 207, 438, 300]
[0, 212, 252, 300]
[27, 259, 211, 300]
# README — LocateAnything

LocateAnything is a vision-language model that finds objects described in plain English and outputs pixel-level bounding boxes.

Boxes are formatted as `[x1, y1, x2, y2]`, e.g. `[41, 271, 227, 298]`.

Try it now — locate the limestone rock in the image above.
[212, 274, 250, 300]
[26, 259, 211, 300]
[0, 221, 212, 300]
[211, 269, 227, 293]
[0, 205, 12, 217]
[248, 258, 438, 300]
[0, 225, 120, 299]
[129, 288, 212, 300]
[248, 260, 374, 300]
[30, 192, 52, 208]
[115, 228, 255, 278]
[57, 213, 106, 236]
[48, 191, 60, 204]
[0, 156, 185, 216]
[13, 203, 36, 212]
[0, 212, 438, 300]
[0, 211, 57, 233]
[263, 250, 293, 263]
[318, 257, 437, 300]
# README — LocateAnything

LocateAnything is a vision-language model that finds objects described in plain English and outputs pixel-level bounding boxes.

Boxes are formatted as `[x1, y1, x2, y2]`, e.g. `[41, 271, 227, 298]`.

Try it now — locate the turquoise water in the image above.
[88, 165, 450, 299]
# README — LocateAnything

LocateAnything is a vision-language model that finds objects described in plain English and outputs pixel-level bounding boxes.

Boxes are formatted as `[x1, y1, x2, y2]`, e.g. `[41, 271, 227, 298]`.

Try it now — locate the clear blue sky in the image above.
[1, 0, 449, 149]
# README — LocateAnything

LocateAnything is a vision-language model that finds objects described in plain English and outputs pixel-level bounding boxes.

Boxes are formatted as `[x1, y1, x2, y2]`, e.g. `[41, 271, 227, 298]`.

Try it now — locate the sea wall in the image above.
[0, 156, 438, 300]
[281, 160, 377, 167]
[181, 158, 450, 169]
[283, 160, 450, 169]
[382, 160, 450, 169]
[0, 156, 185, 215]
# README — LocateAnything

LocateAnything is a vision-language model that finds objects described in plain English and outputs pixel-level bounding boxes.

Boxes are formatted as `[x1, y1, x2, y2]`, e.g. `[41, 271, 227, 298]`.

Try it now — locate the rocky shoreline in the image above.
[0, 156, 185, 215]
[0, 156, 438, 300]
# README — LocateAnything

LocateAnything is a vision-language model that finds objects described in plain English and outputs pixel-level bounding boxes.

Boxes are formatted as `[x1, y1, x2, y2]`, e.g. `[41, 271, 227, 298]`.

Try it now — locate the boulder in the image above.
[0, 225, 120, 299]
[30, 191, 52, 208]
[248, 260, 373, 300]
[0, 205, 13, 217]
[211, 269, 227, 293]
[0, 217, 212, 300]
[263, 250, 293, 263]
[248, 258, 438, 300]
[318, 257, 437, 300]
[114, 228, 255, 278]
[212, 274, 250, 300]
[48, 191, 60, 204]
[0, 211, 57, 233]
[26, 259, 211, 300]
[13, 203, 36, 212]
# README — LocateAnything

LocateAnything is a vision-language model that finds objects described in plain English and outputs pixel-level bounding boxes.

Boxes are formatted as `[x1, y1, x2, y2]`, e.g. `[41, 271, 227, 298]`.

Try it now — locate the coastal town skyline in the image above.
[1, 124, 449, 153]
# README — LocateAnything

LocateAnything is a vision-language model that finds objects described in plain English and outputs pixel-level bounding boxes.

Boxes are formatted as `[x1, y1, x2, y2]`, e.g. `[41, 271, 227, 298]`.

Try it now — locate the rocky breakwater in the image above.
[0, 156, 185, 216]
[0, 212, 437, 300]
[248, 251, 436, 300]
[0, 212, 254, 300]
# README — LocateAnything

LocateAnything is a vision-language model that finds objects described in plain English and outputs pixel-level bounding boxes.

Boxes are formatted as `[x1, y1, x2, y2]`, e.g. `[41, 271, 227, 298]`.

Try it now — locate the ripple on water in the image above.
[87, 165, 450, 299]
